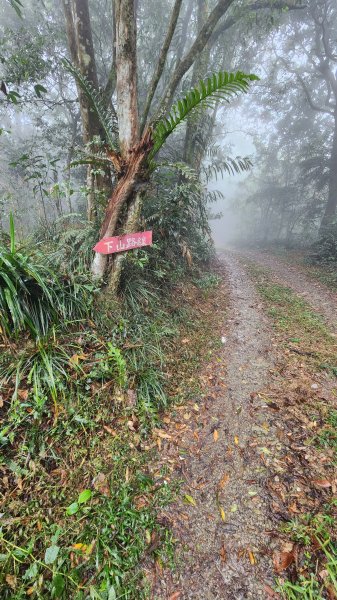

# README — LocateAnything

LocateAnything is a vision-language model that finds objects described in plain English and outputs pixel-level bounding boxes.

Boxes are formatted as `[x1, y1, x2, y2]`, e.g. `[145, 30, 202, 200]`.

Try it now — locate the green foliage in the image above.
[202, 155, 252, 181]
[106, 344, 128, 388]
[0, 216, 94, 339]
[315, 409, 337, 461]
[37, 214, 99, 274]
[152, 71, 259, 156]
[0, 333, 76, 426]
[143, 163, 213, 269]
[0, 27, 50, 87]
[278, 506, 337, 599]
[63, 59, 119, 151]
[6, 0, 23, 18]
[310, 223, 337, 265]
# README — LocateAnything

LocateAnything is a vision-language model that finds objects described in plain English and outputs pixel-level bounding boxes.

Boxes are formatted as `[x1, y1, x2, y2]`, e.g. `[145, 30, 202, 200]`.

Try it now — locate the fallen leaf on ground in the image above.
[234, 436, 239, 445]
[264, 583, 281, 598]
[156, 430, 172, 439]
[103, 425, 116, 435]
[169, 593, 181, 600]
[69, 353, 86, 366]
[248, 550, 256, 565]
[313, 479, 332, 488]
[213, 430, 219, 441]
[183, 494, 196, 506]
[93, 472, 110, 496]
[220, 545, 227, 562]
[5, 575, 16, 589]
[218, 473, 229, 489]
[219, 506, 226, 521]
[273, 550, 294, 573]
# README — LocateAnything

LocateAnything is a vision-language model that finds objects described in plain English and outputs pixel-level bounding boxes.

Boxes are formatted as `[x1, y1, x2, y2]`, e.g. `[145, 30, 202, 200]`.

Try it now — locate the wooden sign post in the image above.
[93, 230, 152, 255]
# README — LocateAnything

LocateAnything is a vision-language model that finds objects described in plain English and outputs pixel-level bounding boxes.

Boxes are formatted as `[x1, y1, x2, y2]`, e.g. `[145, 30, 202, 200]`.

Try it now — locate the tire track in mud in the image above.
[155, 252, 281, 599]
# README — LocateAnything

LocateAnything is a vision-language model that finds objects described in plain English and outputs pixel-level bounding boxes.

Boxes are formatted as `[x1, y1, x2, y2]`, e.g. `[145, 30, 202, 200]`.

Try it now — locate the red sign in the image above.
[93, 230, 153, 255]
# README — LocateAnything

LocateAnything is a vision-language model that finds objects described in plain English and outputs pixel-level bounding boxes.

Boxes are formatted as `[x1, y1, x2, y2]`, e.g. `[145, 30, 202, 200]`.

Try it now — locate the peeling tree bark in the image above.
[91, 0, 141, 281]
[115, 0, 139, 155]
[91, 130, 152, 279]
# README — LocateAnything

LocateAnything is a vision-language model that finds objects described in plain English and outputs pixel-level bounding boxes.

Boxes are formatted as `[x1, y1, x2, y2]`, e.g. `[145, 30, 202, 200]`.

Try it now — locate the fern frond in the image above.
[203, 156, 253, 182]
[70, 155, 113, 169]
[151, 71, 259, 157]
[63, 59, 119, 151]
[155, 161, 200, 182]
[205, 189, 225, 203]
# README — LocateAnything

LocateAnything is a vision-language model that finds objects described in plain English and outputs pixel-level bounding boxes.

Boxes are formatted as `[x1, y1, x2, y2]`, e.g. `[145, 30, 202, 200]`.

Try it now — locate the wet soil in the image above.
[236, 249, 337, 332]
[153, 253, 280, 599]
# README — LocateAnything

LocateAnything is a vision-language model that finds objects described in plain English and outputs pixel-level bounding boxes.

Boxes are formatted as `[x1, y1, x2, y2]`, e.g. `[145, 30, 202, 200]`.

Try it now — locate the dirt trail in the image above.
[155, 253, 281, 599]
[236, 248, 337, 332]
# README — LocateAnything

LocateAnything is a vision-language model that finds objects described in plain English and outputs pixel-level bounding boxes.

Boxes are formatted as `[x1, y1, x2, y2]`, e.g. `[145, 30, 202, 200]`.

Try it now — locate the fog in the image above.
[1, 0, 336, 251]
[209, 127, 256, 248]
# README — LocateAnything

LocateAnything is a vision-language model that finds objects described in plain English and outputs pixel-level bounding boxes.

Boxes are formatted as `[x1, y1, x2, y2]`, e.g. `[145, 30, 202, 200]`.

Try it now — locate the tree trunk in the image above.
[183, 0, 209, 167]
[91, 131, 151, 278]
[62, 0, 111, 224]
[115, 0, 139, 154]
[320, 110, 337, 232]
[107, 191, 143, 291]
[92, 0, 141, 282]
[62, 0, 101, 143]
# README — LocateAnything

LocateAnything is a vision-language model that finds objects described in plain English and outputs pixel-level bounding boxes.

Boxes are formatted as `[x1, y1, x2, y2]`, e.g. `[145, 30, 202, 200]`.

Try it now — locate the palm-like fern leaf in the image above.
[63, 59, 119, 151]
[203, 156, 253, 181]
[151, 71, 258, 157]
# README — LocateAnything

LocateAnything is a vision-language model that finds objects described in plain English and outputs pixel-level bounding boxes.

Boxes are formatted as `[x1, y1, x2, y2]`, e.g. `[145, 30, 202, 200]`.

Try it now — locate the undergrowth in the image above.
[0, 239, 221, 598]
[277, 503, 337, 600]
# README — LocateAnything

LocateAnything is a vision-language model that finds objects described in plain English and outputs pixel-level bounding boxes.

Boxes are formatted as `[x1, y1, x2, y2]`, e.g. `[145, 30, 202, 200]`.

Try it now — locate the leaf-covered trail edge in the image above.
[149, 251, 337, 600]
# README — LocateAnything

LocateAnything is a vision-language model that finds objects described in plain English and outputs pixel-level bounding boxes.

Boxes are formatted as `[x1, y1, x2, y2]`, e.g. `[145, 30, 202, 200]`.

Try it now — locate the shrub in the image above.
[310, 222, 337, 264]
[0, 216, 95, 339]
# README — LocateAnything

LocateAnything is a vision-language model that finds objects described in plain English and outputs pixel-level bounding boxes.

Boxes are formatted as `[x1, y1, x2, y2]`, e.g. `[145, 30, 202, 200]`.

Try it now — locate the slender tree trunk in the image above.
[320, 110, 337, 231]
[62, 0, 111, 224]
[92, 0, 141, 281]
[141, 0, 183, 130]
[107, 191, 143, 291]
[183, 0, 209, 167]
[115, 0, 139, 154]
[62, 0, 100, 142]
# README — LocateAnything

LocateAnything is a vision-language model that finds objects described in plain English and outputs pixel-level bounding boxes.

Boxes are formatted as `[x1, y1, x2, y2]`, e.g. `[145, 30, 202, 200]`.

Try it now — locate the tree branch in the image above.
[104, 0, 117, 102]
[175, 0, 194, 68]
[278, 54, 334, 115]
[211, 1, 307, 45]
[141, 0, 183, 131]
[158, 0, 236, 117]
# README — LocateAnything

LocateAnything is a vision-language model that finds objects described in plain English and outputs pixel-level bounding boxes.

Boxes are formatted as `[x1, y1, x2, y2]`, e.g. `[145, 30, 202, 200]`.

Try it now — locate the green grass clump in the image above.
[0, 215, 95, 340]
[245, 262, 337, 373]
[315, 409, 337, 463]
[277, 506, 337, 599]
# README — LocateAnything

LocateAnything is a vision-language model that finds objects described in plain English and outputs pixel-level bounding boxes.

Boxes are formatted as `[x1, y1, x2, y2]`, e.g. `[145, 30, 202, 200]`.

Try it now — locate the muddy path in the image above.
[235, 248, 337, 332]
[153, 253, 281, 599]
